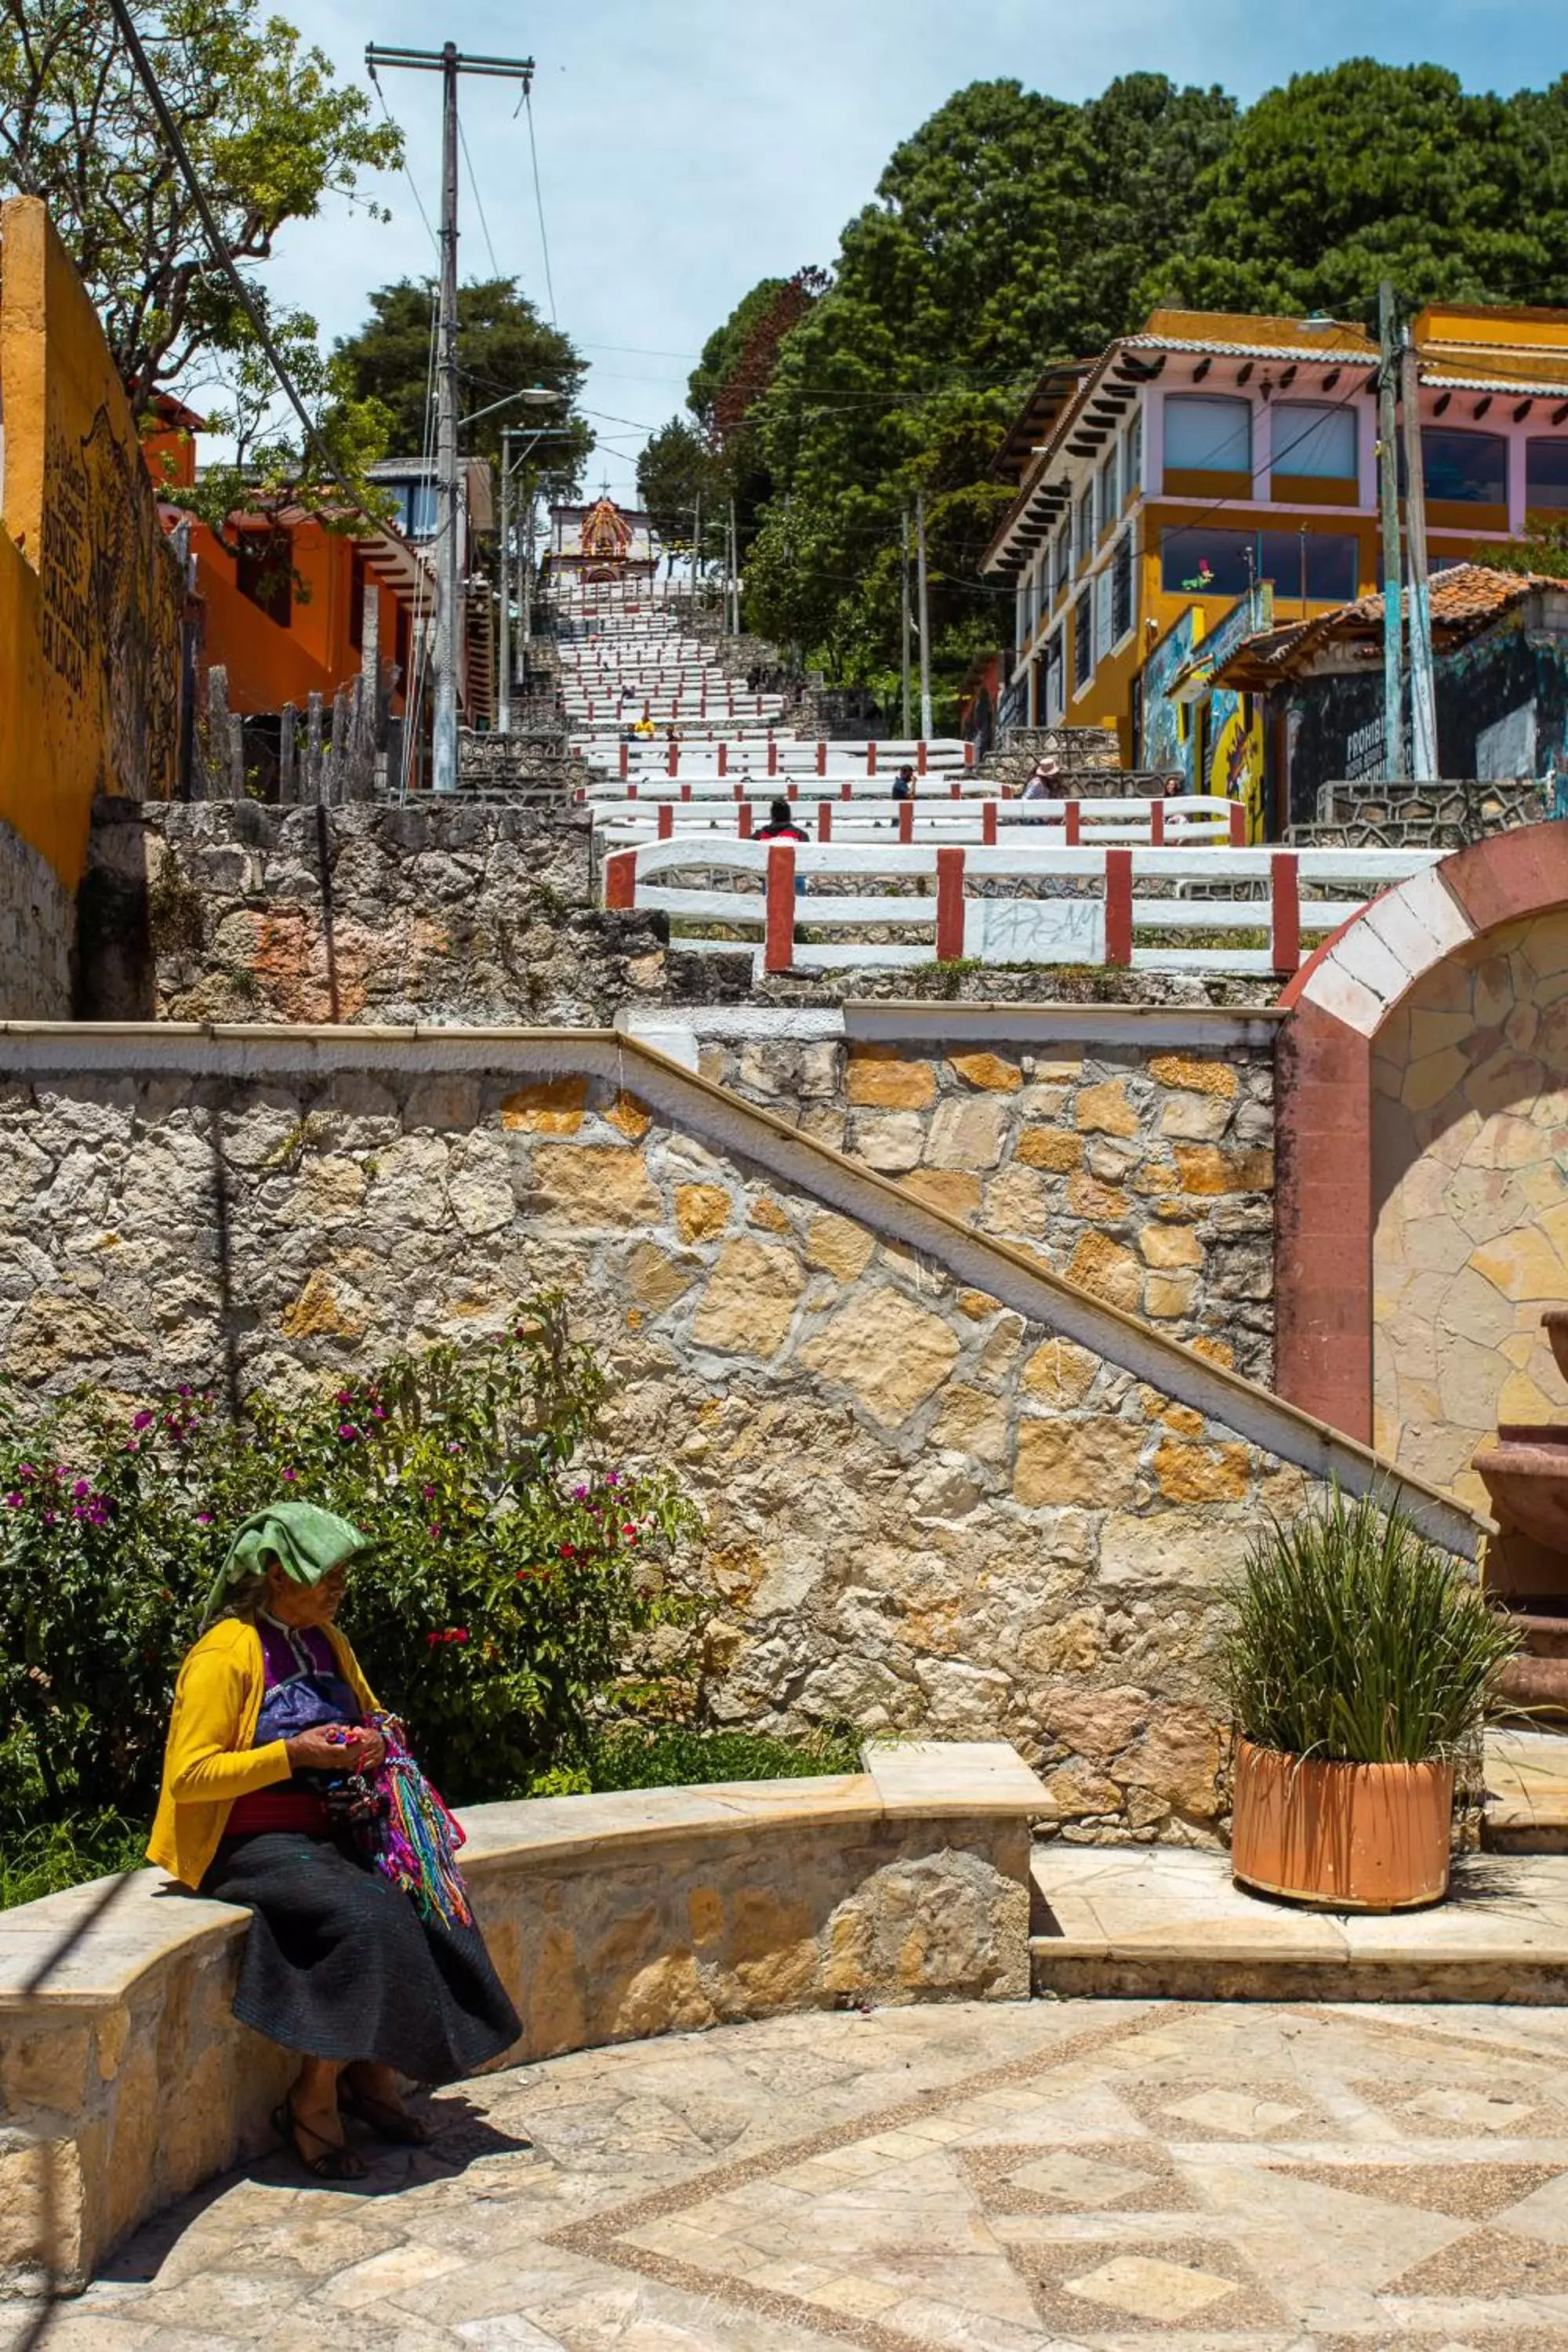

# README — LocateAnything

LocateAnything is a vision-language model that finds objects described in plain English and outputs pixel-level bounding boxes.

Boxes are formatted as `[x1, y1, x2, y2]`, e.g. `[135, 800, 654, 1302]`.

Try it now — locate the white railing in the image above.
[603, 839, 1443, 976]
[587, 793, 1243, 851]
[576, 738, 979, 781]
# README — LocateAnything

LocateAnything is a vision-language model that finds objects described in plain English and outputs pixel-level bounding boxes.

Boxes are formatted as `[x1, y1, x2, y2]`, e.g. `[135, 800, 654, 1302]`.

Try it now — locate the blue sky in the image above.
[263, 0, 1567, 503]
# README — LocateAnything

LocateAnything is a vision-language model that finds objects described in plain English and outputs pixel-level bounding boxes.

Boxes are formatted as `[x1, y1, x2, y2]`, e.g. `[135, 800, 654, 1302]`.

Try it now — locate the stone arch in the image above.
[1276, 826, 1568, 1501]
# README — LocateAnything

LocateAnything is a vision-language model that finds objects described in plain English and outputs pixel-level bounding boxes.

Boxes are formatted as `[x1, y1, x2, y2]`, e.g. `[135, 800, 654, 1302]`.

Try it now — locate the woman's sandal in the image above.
[273, 2098, 368, 2180]
[337, 2078, 431, 2146]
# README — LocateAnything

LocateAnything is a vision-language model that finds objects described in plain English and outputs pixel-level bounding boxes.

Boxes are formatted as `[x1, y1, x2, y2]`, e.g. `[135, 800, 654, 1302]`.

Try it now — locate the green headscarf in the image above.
[200, 1500, 370, 1630]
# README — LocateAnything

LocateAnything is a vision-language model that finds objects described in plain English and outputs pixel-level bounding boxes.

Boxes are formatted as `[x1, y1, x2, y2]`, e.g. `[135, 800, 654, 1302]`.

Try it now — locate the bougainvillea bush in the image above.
[0, 1294, 702, 1824]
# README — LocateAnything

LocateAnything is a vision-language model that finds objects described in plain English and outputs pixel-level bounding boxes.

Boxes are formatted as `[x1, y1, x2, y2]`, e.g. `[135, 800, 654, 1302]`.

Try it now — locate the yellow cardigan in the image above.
[147, 1617, 377, 1890]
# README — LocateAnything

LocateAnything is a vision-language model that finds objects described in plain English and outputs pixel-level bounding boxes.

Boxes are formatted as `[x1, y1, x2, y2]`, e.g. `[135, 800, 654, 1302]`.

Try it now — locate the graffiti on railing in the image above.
[969, 897, 1105, 964]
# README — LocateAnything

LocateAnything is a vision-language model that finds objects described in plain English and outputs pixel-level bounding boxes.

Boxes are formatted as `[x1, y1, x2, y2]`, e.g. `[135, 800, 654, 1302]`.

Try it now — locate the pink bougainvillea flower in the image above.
[559, 1542, 576, 1559]
[4, 1493, 20, 1508]
[622, 1524, 637, 1539]
[72, 1479, 89, 1499]
[337, 1424, 358, 1443]
[132, 1410, 154, 1432]
[281, 1468, 298, 1482]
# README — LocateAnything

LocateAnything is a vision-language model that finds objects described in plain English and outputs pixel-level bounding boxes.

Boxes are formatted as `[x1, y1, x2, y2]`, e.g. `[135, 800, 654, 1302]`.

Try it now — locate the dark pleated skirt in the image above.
[201, 1829, 521, 2085]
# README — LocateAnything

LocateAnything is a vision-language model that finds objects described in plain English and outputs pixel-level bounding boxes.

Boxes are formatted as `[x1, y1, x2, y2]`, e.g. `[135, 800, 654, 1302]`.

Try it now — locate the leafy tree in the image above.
[636, 418, 723, 553]
[0, 0, 402, 407]
[334, 275, 591, 492]
[1149, 64, 1568, 321]
[744, 74, 1235, 713]
[1481, 518, 1568, 582]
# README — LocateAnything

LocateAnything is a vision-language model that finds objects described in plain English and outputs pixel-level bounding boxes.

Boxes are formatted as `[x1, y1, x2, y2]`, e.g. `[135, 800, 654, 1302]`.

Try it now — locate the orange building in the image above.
[982, 302, 1568, 770]
[143, 412, 495, 728]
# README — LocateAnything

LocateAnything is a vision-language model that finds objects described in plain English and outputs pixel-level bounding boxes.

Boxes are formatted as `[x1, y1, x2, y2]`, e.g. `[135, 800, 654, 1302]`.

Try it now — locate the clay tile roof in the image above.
[1210, 563, 1565, 689]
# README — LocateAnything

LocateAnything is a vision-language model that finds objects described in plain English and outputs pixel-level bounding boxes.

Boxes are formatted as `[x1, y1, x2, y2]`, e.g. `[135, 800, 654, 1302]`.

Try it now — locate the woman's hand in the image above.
[341, 1724, 387, 1773]
[285, 1723, 363, 1770]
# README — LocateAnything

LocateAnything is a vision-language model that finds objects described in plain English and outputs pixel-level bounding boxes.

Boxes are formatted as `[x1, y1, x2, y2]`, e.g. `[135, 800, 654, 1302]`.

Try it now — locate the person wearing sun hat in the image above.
[149, 1499, 519, 2179]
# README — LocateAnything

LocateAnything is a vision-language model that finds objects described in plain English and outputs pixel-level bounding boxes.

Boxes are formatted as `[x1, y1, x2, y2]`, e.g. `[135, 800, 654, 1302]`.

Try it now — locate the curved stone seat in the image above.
[0, 1740, 1047, 2293]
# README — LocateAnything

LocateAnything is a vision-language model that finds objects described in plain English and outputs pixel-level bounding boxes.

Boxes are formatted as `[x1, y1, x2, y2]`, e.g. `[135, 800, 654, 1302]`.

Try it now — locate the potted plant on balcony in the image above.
[1219, 1486, 1519, 1911]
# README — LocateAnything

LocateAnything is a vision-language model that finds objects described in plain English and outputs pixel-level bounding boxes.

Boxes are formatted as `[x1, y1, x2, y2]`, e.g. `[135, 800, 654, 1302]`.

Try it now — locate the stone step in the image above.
[1029, 1842, 1568, 2000]
[1484, 1726, 1568, 1851]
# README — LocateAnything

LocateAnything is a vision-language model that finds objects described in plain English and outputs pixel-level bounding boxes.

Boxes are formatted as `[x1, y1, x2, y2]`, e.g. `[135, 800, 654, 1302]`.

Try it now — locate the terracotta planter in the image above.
[1230, 1737, 1454, 1912]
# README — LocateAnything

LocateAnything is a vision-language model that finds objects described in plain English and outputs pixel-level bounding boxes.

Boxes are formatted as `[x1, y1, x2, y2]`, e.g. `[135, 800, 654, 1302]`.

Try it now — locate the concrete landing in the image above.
[1032, 1843, 1568, 2002]
[1484, 1724, 1568, 1849]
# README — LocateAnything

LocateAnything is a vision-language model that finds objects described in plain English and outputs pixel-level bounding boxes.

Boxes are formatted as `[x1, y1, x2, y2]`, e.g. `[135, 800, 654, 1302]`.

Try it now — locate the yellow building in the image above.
[982, 303, 1568, 771]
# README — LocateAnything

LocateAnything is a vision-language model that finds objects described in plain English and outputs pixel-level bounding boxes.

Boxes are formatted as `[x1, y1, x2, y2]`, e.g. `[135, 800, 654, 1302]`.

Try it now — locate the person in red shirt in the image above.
[754, 797, 808, 896]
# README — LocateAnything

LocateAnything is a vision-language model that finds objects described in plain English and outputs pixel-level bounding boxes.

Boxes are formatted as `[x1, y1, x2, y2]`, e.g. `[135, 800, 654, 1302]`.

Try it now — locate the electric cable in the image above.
[366, 59, 439, 259]
[104, 0, 377, 526]
[456, 111, 502, 281]
[524, 87, 557, 324]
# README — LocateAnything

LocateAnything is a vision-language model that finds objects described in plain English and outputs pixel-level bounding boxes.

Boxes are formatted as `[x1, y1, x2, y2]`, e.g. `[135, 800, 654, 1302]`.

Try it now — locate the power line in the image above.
[104, 0, 374, 523]
[365, 60, 439, 259]
[456, 111, 501, 280]
[523, 87, 557, 325]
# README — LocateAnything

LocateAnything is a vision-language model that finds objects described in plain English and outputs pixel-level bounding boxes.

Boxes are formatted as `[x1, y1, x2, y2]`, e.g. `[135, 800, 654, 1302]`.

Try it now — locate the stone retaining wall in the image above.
[0, 1747, 1040, 2291]
[0, 1026, 1475, 1849]
[641, 1010, 1279, 1382]
[0, 816, 73, 1017]
[79, 800, 669, 1026]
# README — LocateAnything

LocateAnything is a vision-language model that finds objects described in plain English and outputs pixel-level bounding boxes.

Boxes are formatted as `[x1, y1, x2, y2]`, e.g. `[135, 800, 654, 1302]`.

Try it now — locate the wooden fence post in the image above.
[738, 801, 752, 837]
[328, 688, 349, 805]
[1271, 851, 1301, 975]
[657, 803, 673, 840]
[605, 850, 637, 909]
[278, 704, 297, 804]
[227, 713, 245, 796]
[1229, 800, 1247, 845]
[982, 801, 997, 845]
[764, 844, 796, 973]
[898, 801, 914, 844]
[1065, 800, 1081, 846]
[935, 847, 966, 960]
[305, 693, 324, 804]
[1105, 848, 1134, 966]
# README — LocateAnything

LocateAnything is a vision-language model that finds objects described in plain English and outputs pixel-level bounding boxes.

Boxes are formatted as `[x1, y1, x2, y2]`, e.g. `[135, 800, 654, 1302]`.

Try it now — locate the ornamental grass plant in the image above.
[1217, 1486, 1519, 1767]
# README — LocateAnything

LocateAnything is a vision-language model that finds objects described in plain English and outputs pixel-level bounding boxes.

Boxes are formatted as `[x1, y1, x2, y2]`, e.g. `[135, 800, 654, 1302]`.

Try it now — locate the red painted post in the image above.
[840, 780, 852, 801]
[768, 737, 779, 777]
[764, 845, 795, 973]
[982, 801, 998, 845]
[738, 801, 753, 838]
[868, 739, 877, 776]
[667, 739, 678, 777]
[718, 742, 728, 776]
[816, 741, 827, 777]
[1105, 848, 1133, 967]
[964, 740, 977, 766]
[898, 800, 914, 844]
[787, 781, 799, 801]
[1065, 800, 1081, 846]
[619, 742, 628, 780]
[1272, 851, 1301, 975]
[733, 782, 743, 801]
[626, 782, 638, 802]
[949, 781, 961, 799]
[1229, 799, 1247, 845]
[677, 782, 691, 804]
[657, 803, 673, 840]
[818, 800, 832, 840]
[935, 847, 966, 960]
[917, 739, 928, 775]
[1149, 798, 1166, 847]
[605, 850, 637, 910]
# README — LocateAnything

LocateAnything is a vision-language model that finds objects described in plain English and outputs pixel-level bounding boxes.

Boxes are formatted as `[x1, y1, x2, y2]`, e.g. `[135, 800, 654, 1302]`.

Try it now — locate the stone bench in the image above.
[0, 1740, 1046, 2292]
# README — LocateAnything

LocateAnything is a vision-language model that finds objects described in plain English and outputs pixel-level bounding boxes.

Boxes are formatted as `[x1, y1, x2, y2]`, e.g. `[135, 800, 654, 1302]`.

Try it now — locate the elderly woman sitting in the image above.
[147, 1501, 520, 2179]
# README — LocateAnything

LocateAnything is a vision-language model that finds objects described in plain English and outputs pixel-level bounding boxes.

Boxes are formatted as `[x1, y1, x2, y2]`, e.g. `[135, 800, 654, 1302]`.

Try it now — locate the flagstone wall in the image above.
[0, 1030, 1475, 1845]
[1373, 906, 1568, 1514]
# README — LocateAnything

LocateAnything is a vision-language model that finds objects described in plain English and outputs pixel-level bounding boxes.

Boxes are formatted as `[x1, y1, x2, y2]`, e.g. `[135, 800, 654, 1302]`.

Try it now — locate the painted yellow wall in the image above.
[0, 199, 182, 886]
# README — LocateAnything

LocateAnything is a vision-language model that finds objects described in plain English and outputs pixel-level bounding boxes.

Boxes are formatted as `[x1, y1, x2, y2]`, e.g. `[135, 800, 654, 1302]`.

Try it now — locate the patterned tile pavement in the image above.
[16, 1997, 1568, 2348]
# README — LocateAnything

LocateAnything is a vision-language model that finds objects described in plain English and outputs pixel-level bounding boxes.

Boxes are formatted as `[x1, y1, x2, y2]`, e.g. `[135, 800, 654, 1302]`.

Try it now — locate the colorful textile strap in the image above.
[364, 1712, 472, 1928]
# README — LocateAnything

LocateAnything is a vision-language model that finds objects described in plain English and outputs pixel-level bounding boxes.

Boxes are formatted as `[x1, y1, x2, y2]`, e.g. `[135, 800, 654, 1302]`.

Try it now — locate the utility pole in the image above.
[1376, 282, 1407, 783]
[915, 486, 933, 739]
[1399, 321, 1439, 779]
[728, 495, 739, 633]
[900, 503, 913, 736]
[498, 425, 512, 735]
[692, 490, 703, 614]
[521, 481, 535, 659]
[367, 42, 535, 789]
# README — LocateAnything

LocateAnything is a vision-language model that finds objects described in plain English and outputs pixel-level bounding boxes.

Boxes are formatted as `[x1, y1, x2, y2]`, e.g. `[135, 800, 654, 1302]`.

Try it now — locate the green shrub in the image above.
[0, 1294, 702, 1822]
[1216, 1486, 1519, 1766]
[0, 1815, 148, 1909]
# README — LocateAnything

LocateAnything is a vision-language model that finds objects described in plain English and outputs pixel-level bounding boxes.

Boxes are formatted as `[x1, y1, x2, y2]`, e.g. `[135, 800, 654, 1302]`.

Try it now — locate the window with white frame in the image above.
[1098, 448, 1118, 538]
[1123, 408, 1143, 502]
[1044, 628, 1065, 722]
[1076, 485, 1094, 572]
[1095, 567, 1113, 666]
[1163, 392, 1252, 477]
[1015, 579, 1029, 652]
[1110, 530, 1134, 643]
[1272, 399, 1358, 484]
[1073, 588, 1092, 687]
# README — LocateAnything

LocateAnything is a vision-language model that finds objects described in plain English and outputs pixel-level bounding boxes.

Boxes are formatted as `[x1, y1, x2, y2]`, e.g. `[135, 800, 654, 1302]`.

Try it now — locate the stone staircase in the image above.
[1483, 1724, 1568, 1851]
